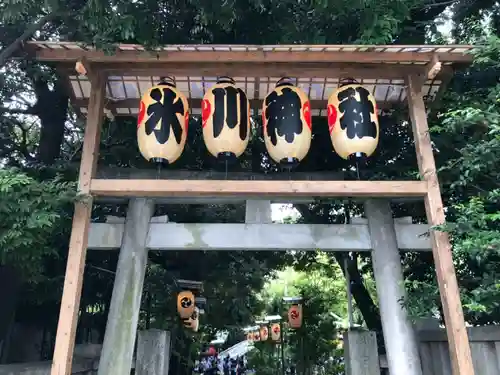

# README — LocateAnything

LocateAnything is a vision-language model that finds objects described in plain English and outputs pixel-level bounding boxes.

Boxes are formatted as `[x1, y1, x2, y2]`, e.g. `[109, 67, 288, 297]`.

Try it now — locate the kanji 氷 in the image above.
[338, 86, 377, 139]
[212, 86, 248, 140]
[265, 87, 303, 145]
[145, 87, 185, 144]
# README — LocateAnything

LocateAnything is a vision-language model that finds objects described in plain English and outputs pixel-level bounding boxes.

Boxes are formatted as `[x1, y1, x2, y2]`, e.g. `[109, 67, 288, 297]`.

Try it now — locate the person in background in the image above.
[230, 356, 238, 375]
[223, 356, 230, 375]
[236, 356, 245, 375]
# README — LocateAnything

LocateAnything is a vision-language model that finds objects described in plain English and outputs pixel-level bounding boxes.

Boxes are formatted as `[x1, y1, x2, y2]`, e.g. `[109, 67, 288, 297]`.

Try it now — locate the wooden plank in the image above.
[94, 168, 342, 181]
[89, 179, 428, 198]
[419, 327, 500, 342]
[419, 343, 434, 375]
[50, 72, 106, 375]
[87, 222, 432, 251]
[406, 74, 474, 375]
[26, 46, 472, 64]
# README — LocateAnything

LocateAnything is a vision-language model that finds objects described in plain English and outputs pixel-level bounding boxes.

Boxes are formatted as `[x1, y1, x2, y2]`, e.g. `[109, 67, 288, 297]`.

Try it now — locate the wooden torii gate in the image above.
[21, 42, 475, 375]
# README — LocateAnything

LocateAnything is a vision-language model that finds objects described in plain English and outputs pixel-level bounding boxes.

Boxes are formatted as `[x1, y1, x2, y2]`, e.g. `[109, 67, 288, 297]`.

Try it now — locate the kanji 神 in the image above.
[265, 87, 303, 145]
[212, 86, 248, 140]
[338, 86, 377, 139]
[145, 87, 185, 144]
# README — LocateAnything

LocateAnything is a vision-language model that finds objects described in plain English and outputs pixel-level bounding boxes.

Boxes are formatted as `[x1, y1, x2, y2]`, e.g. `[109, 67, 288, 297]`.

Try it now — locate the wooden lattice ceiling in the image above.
[22, 42, 476, 117]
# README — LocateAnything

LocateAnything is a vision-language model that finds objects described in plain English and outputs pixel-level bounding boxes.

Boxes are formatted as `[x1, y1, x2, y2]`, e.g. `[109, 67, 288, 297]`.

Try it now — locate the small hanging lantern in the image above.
[137, 76, 190, 164]
[247, 332, 254, 341]
[177, 290, 195, 319]
[253, 329, 261, 342]
[260, 325, 269, 341]
[270, 323, 281, 342]
[181, 306, 199, 331]
[202, 77, 251, 163]
[262, 77, 312, 169]
[327, 78, 379, 161]
[288, 304, 303, 329]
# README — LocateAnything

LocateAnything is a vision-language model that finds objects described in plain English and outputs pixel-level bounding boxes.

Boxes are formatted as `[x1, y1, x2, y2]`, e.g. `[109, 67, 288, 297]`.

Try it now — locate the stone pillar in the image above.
[97, 198, 155, 375]
[136, 329, 171, 375]
[365, 199, 422, 375]
[245, 199, 272, 223]
[343, 330, 380, 375]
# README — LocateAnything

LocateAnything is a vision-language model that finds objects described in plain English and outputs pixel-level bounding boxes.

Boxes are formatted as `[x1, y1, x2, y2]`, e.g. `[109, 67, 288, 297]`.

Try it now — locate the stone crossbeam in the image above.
[88, 222, 430, 251]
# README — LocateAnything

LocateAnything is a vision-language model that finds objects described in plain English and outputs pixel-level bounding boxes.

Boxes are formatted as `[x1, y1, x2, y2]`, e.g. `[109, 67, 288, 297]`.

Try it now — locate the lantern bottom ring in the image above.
[347, 152, 367, 164]
[279, 157, 299, 170]
[216, 151, 238, 164]
[150, 157, 170, 165]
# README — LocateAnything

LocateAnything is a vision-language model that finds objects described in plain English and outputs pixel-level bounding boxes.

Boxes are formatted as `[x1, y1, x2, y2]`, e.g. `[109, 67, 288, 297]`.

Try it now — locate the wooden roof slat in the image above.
[24, 42, 474, 64]
[24, 41, 474, 117]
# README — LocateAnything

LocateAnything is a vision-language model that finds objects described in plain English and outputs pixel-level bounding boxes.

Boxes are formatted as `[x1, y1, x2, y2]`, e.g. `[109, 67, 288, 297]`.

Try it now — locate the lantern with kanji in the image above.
[270, 323, 281, 342]
[288, 304, 303, 329]
[260, 325, 269, 341]
[137, 77, 190, 164]
[247, 331, 254, 341]
[177, 290, 195, 319]
[202, 77, 251, 163]
[262, 77, 312, 169]
[327, 78, 379, 161]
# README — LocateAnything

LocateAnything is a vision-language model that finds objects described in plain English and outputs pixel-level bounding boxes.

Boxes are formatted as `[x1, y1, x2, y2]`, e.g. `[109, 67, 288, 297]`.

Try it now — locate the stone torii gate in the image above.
[20, 42, 475, 375]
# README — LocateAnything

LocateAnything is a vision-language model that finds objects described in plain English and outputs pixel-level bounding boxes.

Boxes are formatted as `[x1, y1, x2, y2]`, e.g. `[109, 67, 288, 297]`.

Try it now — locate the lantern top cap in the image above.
[216, 76, 236, 84]
[283, 296, 303, 303]
[275, 77, 294, 87]
[158, 76, 176, 87]
[264, 315, 282, 322]
[177, 279, 204, 292]
[339, 77, 360, 87]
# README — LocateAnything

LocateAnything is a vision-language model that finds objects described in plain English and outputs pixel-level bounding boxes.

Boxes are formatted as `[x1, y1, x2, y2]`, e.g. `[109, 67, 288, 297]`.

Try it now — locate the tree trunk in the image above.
[0, 265, 21, 363]
[33, 75, 69, 164]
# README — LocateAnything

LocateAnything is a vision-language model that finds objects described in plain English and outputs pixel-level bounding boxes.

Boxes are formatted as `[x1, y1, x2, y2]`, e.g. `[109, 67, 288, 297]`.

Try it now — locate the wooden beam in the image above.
[406, 74, 474, 375]
[50, 72, 106, 375]
[94, 168, 343, 180]
[28, 47, 472, 64]
[87, 222, 431, 251]
[59, 62, 454, 81]
[426, 54, 442, 80]
[89, 179, 428, 198]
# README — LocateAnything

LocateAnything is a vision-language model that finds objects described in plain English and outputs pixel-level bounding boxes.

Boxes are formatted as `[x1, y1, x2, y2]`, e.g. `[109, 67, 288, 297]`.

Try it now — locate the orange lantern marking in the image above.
[177, 290, 195, 319]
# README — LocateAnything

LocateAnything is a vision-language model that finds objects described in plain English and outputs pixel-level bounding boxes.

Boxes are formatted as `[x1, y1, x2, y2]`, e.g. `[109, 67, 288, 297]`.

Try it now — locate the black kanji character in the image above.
[338, 86, 377, 139]
[212, 86, 248, 141]
[265, 87, 302, 145]
[145, 87, 185, 144]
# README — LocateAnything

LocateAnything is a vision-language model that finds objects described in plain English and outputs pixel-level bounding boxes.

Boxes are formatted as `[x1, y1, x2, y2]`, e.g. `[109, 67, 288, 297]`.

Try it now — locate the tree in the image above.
[250, 265, 347, 375]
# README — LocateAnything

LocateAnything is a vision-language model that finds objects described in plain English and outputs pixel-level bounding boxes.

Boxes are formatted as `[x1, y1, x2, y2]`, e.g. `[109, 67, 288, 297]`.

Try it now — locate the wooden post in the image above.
[406, 74, 474, 375]
[50, 72, 106, 375]
[97, 198, 154, 375]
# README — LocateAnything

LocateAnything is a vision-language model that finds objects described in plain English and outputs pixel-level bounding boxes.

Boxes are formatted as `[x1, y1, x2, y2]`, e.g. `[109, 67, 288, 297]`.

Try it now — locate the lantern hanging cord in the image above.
[156, 163, 162, 180]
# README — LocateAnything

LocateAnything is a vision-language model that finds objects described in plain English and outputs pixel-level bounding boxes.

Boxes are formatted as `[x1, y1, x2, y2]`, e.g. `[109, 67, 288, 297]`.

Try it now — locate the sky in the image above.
[271, 203, 299, 222]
